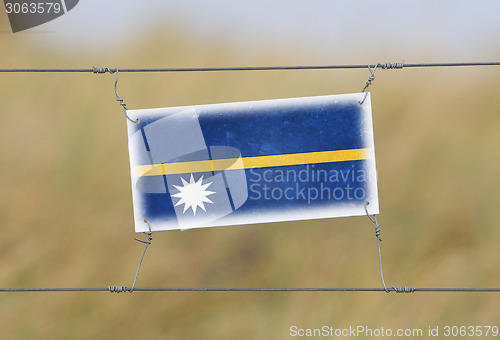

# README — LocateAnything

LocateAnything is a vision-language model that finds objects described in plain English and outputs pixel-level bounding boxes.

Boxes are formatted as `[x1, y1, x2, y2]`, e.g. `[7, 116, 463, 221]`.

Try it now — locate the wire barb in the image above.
[108, 286, 129, 293]
[380, 61, 404, 70]
[92, 67, 115, 74]
[391, 286, 415, 293]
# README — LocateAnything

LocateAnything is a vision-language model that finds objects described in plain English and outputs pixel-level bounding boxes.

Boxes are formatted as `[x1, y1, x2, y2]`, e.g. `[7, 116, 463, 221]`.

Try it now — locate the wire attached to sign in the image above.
[114, 69, 139, 124]
[108, 219, 153, 293]
[364, 201, 388, 291]
[358, 61, 404, 105]
[359, 64, 378, 105]
[364, 201, 415, 294]
[130, 219, 153, 292]
[92, 66, 139, 123]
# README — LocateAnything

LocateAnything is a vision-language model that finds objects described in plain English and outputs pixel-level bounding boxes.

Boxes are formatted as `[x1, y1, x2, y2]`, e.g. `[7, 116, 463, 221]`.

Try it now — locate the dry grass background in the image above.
[0, 15, 500, 340]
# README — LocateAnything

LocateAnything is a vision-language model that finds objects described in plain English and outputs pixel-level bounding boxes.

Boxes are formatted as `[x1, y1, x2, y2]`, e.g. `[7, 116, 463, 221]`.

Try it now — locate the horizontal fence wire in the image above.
[1, 287, 500, 293]
[0, 62, 499, 73]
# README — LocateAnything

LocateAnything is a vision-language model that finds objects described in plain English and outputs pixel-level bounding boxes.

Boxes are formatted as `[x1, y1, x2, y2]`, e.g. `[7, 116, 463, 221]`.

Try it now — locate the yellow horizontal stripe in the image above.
[134, 148, 371, 177]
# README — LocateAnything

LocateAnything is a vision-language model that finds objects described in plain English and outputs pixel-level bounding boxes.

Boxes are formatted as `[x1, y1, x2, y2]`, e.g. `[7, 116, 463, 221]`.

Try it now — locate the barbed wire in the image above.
[0, 287, 499, 293]
[0, 61, 499, 73]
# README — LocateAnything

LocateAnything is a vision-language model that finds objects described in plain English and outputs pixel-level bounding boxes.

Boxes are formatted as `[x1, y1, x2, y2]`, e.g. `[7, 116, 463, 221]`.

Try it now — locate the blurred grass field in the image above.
[1, 17, 500, 340]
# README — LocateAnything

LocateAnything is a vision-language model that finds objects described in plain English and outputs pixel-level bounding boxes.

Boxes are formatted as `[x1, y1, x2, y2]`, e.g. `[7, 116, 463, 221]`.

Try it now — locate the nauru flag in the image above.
[127, 93, 378, 232]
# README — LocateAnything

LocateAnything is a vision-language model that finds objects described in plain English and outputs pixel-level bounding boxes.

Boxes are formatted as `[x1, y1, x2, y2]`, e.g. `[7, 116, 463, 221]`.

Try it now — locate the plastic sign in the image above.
[127, 93, 379, 232]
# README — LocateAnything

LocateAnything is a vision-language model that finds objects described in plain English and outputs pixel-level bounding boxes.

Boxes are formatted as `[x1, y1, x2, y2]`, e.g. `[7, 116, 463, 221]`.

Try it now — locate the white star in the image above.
[171, 174, 215, 215]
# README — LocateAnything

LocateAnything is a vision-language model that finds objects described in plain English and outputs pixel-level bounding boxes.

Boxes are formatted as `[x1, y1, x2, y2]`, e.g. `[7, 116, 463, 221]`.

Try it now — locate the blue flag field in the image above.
[127, 93, 378, 232]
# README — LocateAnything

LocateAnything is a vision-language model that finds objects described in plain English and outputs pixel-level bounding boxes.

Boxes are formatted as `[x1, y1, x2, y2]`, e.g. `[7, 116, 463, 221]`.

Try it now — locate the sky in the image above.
[2, 0, 500, 62]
